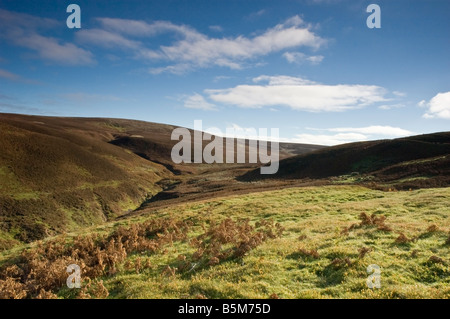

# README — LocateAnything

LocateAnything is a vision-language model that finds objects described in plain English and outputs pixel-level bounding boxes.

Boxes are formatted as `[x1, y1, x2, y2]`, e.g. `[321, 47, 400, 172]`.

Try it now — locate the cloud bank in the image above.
[293, 126, 414, 146]
[204, 75, 387, 112]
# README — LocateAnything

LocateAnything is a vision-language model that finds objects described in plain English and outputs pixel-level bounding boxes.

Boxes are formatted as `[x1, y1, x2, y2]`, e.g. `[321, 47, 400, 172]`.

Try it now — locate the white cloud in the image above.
[209, 25, 223, 32]
[422, 92, 450, 119]
[283, 52, 324, 64]
[77, 15, 325, 73]
[205, 75, 387, 112]
[149, 64, 191, 75]
[292, 125, 414, 146]
[292, 133, 367, 146]
[183, 93, 217, 111]
[392, 91, 406, 97]
[306, 55, 324, 64]
[253, 75, 315, 85]
[0, 9, 95, 66]
[154, 16, 324, 71]
[213, 75, 232, 82]
[198, 123, 413, 146]
[417, 100, 427, 107]
[326, 126, 413, 137]
[97, 18, 200, 39]
[248, 9, 267, 19]
[378, 103, 405, 110]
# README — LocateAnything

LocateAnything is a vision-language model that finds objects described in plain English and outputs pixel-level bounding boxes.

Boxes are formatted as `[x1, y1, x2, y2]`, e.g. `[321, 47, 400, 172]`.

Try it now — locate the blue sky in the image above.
[0, 0, 449, 145]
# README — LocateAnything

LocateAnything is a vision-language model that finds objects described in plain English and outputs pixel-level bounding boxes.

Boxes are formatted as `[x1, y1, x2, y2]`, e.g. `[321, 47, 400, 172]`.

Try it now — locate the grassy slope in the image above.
[104, 186, 450, 299]
[0, 116, 172, 246]
[3, 185, 447, 299]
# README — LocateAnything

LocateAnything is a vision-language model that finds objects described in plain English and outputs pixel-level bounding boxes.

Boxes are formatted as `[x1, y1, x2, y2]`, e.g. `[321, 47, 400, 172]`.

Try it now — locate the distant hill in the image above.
[0, 113, 323, 248]
[240, 132, 450, 190]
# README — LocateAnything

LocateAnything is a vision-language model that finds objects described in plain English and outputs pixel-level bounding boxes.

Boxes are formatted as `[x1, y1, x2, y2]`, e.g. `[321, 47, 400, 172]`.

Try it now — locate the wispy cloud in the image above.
[422, 91, 450, 119]
[97, 18, 200, 38]
[77, 15, 326, 73]
[16, 34, 95, 66]
[392, 91, 406, 97]
[183, 93, 217, 111]
[283, 51, 324, 65]
[378, 103, 405, 110]
[0, 9, 95, 66]
[0, 68, 40, 84]
[0, 101, 47, 115]
[76, 29, 141, 50]
[0, 69, 21, 81]
[204, 75, 388, 112]
[247, 9, 267, 20]
[62, 92, 125, 103]
[213, 75, 233, 82]
[0, 93, 15, 100]
[149, 64, 191, 75]
[209, 25, 223, 32]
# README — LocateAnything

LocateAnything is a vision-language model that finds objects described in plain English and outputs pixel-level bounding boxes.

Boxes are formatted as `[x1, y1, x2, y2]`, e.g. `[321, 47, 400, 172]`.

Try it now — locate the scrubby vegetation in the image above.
[0, 216, 283, 298]
[0, 185, 448, 299]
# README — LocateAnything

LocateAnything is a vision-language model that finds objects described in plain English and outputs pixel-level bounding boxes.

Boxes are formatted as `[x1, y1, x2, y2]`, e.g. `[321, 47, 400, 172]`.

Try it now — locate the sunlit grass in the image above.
[91, 185, 450, 299]
[2, 185, 448, 298]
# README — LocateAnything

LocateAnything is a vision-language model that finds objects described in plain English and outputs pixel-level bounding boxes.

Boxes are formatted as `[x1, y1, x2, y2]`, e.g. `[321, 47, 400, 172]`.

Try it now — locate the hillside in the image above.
[2, 112, 448, 252]
[0, 113, 323, 248]
[240, 132, 450, 190]
[0, 114, 175, 247]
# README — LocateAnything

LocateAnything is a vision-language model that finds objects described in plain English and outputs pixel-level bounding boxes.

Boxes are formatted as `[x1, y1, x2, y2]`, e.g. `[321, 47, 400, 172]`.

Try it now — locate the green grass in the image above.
[2, 185, 448, 298]
[45, 185, 449, 298]
[97, 121, 127, 132]
[397, 155, 448, 167]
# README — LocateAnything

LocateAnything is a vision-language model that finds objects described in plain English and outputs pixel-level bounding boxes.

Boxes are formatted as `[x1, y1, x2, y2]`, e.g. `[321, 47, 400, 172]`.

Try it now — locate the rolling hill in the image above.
[0, 113, 323, 248]
[240, 132, 450, 190]
[0, 114, 175, 247]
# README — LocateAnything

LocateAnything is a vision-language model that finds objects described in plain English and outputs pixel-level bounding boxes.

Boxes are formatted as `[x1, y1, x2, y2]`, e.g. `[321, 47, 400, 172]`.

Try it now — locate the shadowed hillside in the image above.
[0, 114, 175, 247]
[240, 132, 450, 190]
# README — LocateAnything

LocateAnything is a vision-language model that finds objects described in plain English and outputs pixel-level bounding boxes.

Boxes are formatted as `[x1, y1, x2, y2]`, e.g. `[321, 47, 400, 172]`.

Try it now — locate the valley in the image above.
[0, 113, 449, 299]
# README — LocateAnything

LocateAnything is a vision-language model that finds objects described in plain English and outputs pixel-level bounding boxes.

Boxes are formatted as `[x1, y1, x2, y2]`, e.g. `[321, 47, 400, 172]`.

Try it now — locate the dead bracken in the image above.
[358, 246, 372, 259]
[342, 212, 392, 235]
[0, 216, 283, 299]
